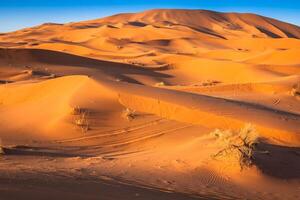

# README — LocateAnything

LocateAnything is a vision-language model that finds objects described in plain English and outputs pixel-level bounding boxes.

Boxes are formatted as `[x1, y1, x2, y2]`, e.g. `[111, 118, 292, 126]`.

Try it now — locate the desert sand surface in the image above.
[0, 9, 299, 200]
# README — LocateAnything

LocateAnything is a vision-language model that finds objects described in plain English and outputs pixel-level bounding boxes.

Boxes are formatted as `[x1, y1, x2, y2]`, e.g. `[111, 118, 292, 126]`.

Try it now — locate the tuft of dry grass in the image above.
[71, 106, 85, 115]
[75, 112, 90, 133]
[291, 83, 300, 97]
[202, 80, 222, 86]
[211, 124, 259, 169]
[0, 139, 4, 155]
[122, 108, 137, 121]
[155, 82, 166, 87]
[71, 106, 90, 133]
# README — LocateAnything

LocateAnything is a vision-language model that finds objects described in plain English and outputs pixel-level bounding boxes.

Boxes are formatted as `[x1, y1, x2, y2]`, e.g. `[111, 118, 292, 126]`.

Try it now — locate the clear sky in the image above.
[0, 0, 299, 33]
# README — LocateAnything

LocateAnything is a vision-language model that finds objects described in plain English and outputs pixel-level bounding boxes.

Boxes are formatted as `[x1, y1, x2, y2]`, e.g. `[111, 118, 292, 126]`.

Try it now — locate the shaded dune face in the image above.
[0, 9, 300, 200]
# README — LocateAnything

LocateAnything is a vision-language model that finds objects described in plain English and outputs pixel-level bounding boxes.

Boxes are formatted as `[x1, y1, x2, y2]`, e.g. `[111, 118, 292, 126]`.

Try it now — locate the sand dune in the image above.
[0, 9, 299, 200]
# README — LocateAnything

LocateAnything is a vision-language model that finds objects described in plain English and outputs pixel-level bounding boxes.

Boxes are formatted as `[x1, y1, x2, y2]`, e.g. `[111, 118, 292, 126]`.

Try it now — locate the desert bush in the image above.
[0, 139, 4, 155]
[75, 112, 90, 133]
[71, 106, 85, 115]
[291, 83, 300, 97]
[202, 80, 221, 86]
[211, 124, 259, 169]
[122, 108, 137, 121]
[72, 107, 90, 133]
[116, 45, 123, 49]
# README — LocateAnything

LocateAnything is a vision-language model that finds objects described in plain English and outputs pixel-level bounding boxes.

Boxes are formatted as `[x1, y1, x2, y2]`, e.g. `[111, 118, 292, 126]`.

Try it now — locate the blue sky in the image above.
[0, 0, 299, 32]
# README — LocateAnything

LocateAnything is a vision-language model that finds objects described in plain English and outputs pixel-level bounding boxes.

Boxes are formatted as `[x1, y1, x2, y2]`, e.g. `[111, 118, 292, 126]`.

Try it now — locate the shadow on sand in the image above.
[254, 142, 300, 179]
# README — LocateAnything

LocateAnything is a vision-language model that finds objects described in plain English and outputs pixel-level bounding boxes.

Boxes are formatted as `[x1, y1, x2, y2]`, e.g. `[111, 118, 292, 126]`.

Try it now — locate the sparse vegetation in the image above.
[116, 45, 123, 49]
[291, 83, 300, 97]
[211, 124, 259, 169]
[0, 139, 4, 155]
[71, 106, 90, 133]
[202, 80, 222, 86]
[75, 112, 90, 133]
[155, 82, 166, 87]
[71, 106, 85, 115]
[122, 108, 137, 121]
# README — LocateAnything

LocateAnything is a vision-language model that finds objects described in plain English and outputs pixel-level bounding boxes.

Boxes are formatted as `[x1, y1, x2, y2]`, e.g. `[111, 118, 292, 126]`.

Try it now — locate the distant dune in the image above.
[0, 9, 299, 200]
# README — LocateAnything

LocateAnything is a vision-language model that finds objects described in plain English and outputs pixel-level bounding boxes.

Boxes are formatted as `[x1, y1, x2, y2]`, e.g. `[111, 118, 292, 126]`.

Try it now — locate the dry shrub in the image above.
[202, 80, 221, 86]
[71, 106, 90, 133]
[0, 139, 4, 155]
[211, 124, 259, 169]
[71, 106, 85, 115]
[122, 108, 137, 121]
[155, 82, 165, 87]
[75, 112, 90, 133]
[291, 83, 300, 97]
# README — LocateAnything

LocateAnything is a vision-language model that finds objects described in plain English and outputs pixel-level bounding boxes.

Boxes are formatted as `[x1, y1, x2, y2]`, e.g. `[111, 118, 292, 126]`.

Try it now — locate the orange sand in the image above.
[0, 9, 299, 200]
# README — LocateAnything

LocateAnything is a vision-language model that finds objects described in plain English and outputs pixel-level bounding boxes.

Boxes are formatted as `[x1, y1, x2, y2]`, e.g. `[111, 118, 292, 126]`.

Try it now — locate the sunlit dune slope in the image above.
[1, 9, 299, 86]
[1, 9, 300, 56]
[0, 74, 299, 145]
[0, 8, 299, 143]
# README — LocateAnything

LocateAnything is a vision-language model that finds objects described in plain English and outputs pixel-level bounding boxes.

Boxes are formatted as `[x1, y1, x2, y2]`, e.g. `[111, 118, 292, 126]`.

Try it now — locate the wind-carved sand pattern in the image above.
[0, 9, 300, 200]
